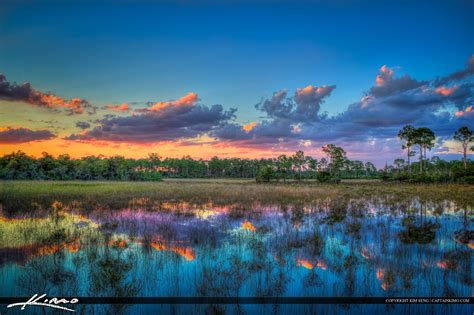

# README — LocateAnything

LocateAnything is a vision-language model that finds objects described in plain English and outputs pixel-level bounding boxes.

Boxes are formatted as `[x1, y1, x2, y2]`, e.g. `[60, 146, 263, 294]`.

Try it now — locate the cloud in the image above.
[242, 122, 257, 132]
[435, 86, 457, 96]
[0, 127, 56, 143]
[65, 93, 236, 143]
[255, 85, 335, 122]
[0, 74, 94, 114]
[105, 103, 129, 112]
[211, 122, 252, 141]
[7, 55, 473, 163]
[375, 65, 394, 85]
[293, 85, 336, 120]
[435, 146, 450, 153]
[149, 92, 198, 111]
[212, 55, 474, 153]
[369, 65, 425, 98]
[454, 105, 473, 118]
[255, 90, 291, 119]
[435, 54, 474, 86]
[75, 121, 91, 129]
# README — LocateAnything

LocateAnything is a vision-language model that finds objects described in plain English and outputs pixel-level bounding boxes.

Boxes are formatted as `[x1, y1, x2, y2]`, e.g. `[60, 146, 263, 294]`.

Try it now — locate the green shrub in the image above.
[393, 172, 410, 181]
[316, 171, 332, 183]
[256, 166, 276, 183]
[458, 176, 474, 184]
[380, 173, 392, 181]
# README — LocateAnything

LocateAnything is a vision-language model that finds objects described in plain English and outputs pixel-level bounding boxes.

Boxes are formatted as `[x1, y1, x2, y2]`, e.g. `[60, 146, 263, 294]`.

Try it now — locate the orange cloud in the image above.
[149, 92, 198, 111]
[37, 95, 85, 114]
[242, 122, 257, 132]
[297, 85, 329, 96]
[0, 74, 90, 114]
[435, 86, 458, 96]
[455, 105, 473, 117]
[375, 65, 394, 86]
[106, 103, 129, 112]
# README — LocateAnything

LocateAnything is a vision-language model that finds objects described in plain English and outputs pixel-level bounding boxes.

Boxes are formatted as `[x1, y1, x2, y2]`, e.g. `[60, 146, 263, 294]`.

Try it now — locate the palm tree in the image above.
[398, 125, 415, 171]
[453, 126, 473, 169]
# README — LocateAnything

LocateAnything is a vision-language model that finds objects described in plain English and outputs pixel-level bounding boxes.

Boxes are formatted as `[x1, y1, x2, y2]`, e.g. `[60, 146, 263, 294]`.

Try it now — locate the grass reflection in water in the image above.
[0, 181, 472, 314]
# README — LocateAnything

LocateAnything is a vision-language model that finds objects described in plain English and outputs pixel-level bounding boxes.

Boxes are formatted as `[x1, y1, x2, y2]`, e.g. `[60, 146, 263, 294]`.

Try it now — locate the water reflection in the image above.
[150, 240, 196, 261]
[0, 198, 472, 314]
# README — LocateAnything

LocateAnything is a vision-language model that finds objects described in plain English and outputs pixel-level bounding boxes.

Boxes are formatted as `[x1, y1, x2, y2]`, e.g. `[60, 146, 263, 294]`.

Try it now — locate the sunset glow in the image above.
[1, 2, 473, 312]
[0, 1, 472, 166]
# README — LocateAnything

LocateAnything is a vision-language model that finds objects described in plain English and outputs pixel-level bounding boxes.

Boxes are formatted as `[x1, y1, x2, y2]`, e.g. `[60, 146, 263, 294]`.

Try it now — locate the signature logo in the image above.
[7, 294, 78, 312]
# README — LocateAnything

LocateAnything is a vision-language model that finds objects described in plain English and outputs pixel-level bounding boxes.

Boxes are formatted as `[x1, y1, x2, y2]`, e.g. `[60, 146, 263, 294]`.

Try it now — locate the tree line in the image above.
[0, 126, 472, 183]
[394, 125, 473, 182]
[0, 148, 375, 182]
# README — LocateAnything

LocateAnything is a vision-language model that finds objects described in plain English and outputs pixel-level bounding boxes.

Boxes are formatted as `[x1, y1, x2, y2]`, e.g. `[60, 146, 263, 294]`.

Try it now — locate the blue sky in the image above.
[0, 0, 473, 164]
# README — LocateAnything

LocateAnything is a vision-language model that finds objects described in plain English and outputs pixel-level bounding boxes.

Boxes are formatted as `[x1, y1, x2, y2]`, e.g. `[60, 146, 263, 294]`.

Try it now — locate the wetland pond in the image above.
[0, 183, 473, 314]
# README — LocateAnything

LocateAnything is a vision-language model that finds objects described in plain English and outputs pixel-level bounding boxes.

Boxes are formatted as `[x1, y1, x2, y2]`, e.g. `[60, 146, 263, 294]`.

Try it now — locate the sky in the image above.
[0, 0, 473, 166]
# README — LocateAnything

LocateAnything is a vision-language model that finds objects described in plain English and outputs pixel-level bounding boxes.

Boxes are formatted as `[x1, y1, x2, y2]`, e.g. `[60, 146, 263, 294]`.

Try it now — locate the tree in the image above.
[318, 158, 328, 172]
[393, 158, 406, 174]
[306, 157, 318, 178]
[453, 126, 473, 169]
[350, 160, 364, 178]
[364, 162, 377, 176]
[256, 165, 276, 183]
[398, 125, 416, 171]
[412, 127, 435, 174]
[291, 151, 306, 181]
[322, 144, 347, 178]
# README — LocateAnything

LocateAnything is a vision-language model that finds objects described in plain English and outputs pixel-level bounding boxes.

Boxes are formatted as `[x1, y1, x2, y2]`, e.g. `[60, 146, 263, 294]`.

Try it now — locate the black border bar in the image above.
[0, 297, 472, 305]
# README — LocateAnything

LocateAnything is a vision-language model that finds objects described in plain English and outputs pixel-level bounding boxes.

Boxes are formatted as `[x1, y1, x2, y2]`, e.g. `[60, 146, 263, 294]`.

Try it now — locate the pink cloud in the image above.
[375, 65, 394, 86]
[106, 103, 129, 112]
[455, 105, 473, 117]
[435, 86, 458, 96]
[149, 92, 198, 111]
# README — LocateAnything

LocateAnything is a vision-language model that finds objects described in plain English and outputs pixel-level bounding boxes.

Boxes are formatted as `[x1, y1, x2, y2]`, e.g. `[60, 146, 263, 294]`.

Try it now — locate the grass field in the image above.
[1, 180, 472, 213]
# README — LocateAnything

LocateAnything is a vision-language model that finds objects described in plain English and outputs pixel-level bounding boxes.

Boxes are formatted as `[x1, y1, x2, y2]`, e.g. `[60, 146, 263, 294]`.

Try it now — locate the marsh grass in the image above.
[0, 212, 100, 248]
[1, 180, 473, 214]
[0, 179, 472, 315]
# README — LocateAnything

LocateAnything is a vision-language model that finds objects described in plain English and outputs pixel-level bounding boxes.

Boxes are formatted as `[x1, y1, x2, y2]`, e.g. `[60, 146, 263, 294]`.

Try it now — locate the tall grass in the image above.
[1, 180, 472, 213]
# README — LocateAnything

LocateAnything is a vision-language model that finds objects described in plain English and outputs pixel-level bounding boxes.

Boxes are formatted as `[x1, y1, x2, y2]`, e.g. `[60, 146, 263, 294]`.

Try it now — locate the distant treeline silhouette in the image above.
[0, 148, 371, 181]
[1, 126, 472, 183]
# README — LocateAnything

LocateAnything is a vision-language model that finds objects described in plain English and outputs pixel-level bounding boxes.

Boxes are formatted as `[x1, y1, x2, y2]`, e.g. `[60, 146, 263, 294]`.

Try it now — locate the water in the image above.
[0, 198, 472, 314]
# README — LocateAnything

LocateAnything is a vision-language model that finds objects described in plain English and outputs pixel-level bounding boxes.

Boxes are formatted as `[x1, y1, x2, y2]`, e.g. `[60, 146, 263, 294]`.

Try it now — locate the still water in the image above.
[0, 198, 472, 314]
